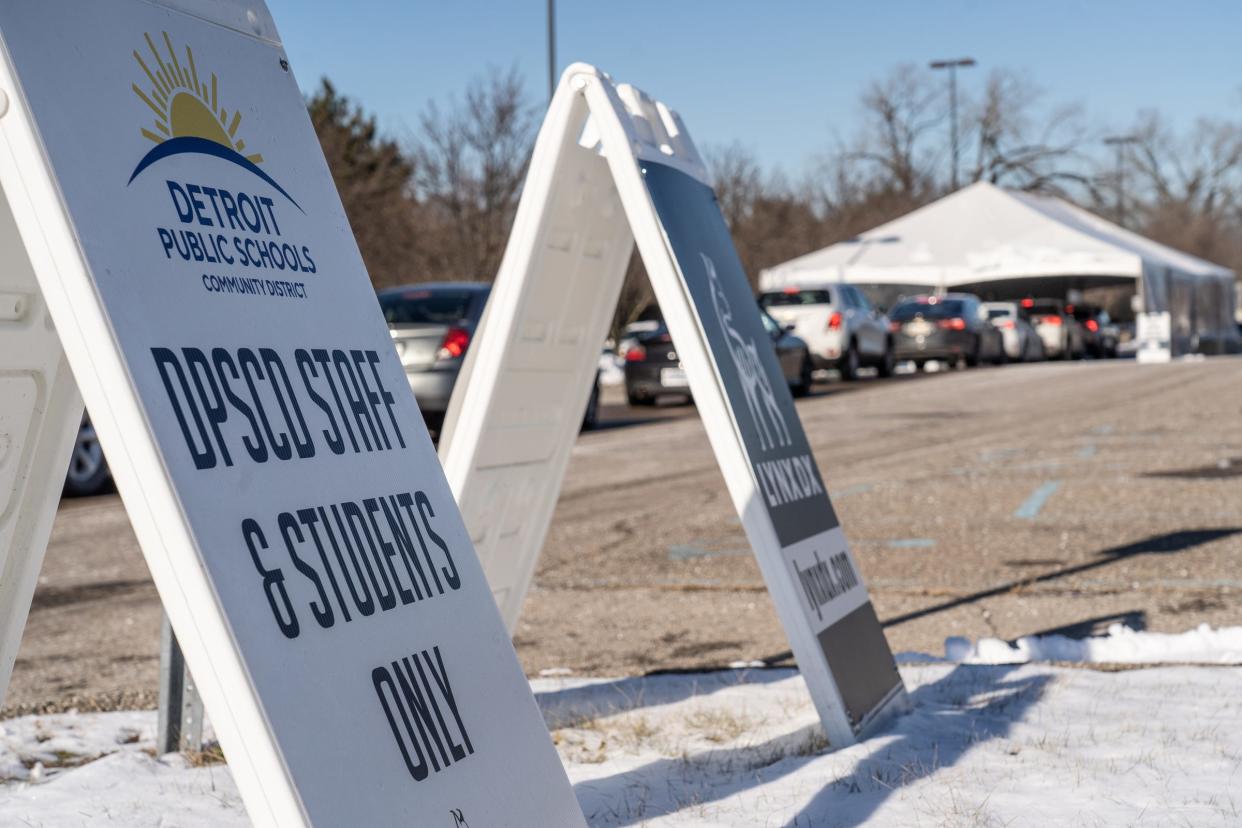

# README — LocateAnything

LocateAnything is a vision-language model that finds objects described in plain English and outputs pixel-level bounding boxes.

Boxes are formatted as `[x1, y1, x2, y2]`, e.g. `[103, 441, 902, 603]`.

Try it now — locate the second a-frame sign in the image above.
[440, 64, 908, 746]
[0, 2, 584, 826]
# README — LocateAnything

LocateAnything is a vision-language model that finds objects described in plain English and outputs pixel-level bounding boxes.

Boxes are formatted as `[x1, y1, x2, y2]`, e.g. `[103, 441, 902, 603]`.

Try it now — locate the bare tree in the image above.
[850, 64, 944, 199]
[413, 66, 538, 282]
[1124, 111, 1242, 270]
[706, 142, 764, 230]
[308, 79, 418, 288]
[965, 70, 1091, 194]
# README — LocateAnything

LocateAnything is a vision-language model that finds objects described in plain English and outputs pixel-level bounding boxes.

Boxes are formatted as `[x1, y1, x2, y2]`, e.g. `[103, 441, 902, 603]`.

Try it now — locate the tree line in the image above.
[310, 65, 1242, 330]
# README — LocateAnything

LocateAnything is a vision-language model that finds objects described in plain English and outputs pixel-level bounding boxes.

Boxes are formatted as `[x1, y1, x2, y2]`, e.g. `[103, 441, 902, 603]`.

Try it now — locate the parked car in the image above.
[759, 310, 815, 396]
[623, 309, 813, 404]
[1023, 298, 1086, 359]
[983, 301, 1045, 362]
[379, 281, 601, 433]
[1070, 304, 1119, 358]
[623, 323, 689, 406]
[379, 282, 491, 431]
[889, 293, 1005, 369]
[758, 283, 894, 380]
[64, 413, 111, 497]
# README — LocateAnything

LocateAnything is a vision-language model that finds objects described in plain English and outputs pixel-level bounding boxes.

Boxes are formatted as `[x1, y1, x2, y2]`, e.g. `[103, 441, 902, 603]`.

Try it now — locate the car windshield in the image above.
[891, 299, 966, 321]
[759, 289, 832, 307]
[987, 308, 1013, 319]
[760, 312, 781, 336]
[1025, 302, 1063, 316]
[379, 289, 478, 324]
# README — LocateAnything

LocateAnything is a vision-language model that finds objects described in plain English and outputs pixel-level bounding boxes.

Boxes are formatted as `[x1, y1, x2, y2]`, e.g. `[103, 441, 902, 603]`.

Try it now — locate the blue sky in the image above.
[267, 1, 1241, 177]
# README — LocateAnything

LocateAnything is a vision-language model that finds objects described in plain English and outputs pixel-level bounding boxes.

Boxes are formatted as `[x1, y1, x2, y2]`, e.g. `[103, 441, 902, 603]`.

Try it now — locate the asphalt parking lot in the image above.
[7, 357, 1242, 714]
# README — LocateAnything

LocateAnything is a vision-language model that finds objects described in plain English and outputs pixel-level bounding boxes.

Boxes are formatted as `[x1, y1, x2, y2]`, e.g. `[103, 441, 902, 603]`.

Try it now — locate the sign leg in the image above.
[157, 612, 203, 755]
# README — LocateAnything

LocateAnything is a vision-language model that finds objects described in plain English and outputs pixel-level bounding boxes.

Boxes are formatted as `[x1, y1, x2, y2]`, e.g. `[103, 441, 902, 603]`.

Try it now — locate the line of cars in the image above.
[64, 279, 1122, 496]
[622, 281, 1124, 405]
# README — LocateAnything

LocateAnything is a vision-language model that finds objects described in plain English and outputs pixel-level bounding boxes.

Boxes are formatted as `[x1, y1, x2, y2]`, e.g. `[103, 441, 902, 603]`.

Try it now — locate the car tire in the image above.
[627, 390, 656, 407]
[840, 343, 861, 381]
[581, 380, 601, 431]
[64, 417, 111, 497]
[965, 339, 980, 368]
[791, 353, 813, 397]
[877, 344, 896, 378]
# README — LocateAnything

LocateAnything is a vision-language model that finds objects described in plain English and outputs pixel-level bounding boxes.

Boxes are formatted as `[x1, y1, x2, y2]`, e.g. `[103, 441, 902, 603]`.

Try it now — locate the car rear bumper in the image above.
[1037, 329, 1065, 355]
[405, 368, 458, 415]
[893, 331, 973, 361]
[806, 332, 847, 368]
[998, 328, 1023, 357]
[625, 362, 690, 398]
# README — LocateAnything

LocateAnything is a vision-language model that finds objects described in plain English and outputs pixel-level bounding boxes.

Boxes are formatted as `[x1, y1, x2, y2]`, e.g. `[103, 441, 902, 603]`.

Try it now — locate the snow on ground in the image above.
[5, 629, 1242, 826]
[944, 622, 1242, 665]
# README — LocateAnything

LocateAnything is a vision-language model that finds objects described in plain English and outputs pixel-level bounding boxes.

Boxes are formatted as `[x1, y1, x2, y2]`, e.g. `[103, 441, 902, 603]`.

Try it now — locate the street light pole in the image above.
[1103, 134, 1139, 227]
[929, 57, 976, 192]
[547, 0, 556, 104]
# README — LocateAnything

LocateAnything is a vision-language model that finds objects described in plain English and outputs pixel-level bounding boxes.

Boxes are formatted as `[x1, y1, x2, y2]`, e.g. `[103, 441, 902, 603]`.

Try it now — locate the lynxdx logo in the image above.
[703, 253, 791, 452]
[449, 808, 469, 827]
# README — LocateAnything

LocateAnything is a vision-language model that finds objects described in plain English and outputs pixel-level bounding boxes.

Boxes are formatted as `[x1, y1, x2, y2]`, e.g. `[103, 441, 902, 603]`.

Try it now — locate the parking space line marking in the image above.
[830, 483, 874, 500]
[1015, 481, 1062, 519]
[886, 538, 936, 549]
[668, 543, 749, 561]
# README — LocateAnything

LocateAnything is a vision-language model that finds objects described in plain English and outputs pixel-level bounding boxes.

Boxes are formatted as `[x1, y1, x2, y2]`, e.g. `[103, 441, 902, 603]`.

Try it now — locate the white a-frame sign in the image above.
[440, 64, 907, 745]
[0, 2, 585, 826]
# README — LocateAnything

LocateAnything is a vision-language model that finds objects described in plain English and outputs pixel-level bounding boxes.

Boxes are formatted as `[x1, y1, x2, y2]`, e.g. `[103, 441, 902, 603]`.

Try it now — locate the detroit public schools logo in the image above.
[128, 32, 299, 208]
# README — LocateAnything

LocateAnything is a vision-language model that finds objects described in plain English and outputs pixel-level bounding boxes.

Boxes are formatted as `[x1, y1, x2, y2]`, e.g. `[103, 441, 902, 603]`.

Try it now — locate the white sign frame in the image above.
[0, 3, 584, 826]
[441, 64, 907, 747]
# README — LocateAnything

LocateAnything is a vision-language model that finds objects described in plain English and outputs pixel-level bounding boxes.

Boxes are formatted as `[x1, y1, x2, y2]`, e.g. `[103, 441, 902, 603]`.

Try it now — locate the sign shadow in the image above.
[569, 664, 1047, 826]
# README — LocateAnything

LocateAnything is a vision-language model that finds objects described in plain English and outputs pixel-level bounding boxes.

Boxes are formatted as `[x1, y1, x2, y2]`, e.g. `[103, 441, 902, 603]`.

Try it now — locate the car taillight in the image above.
[1021, 298, 1034, 308]
[1085, 319, 1099, 332]
[625, 345, 647, 362]
[889, 321, 902, 332]
[1043, 315, 1062, 326]
[437, 327, 470, 359]
[827, 311, 843, 331]
[938, 318, 967, 331]
[1001, 320, 1016, 329]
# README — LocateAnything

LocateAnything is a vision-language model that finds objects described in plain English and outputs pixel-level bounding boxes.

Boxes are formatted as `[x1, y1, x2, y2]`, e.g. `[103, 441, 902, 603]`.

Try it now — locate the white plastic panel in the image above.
[0, 180, 83, 705]
[440, 71, 634, 630]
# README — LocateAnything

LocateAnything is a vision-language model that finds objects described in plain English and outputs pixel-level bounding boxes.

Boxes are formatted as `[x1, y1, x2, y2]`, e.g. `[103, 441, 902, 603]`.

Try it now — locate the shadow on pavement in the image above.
[882, 528, 1242, 629]
[753, 527, 1240, 670]
[1014, 609, 1147, 643]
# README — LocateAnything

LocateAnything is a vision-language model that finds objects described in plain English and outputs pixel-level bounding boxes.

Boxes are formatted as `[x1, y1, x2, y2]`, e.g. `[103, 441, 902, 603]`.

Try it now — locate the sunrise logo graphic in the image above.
[128, 32, 299, 207]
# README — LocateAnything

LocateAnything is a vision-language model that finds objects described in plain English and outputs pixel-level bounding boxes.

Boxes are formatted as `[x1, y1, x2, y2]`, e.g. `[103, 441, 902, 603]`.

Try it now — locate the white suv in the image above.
[758, 283, 894, 380]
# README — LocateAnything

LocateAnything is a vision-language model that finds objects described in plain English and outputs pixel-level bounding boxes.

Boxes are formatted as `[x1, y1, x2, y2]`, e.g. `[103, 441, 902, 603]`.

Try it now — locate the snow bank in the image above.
[945, 623, 1242, 665]
[598, 352, 624, 386]
[6, 652, 1242, 825]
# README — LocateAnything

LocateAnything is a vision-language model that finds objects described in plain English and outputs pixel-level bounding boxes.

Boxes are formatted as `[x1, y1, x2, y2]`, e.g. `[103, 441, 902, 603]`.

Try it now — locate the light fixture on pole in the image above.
[929, 57, 976, 192]
[547, 0, 557, 104]
[1103, 134, 1139, 227]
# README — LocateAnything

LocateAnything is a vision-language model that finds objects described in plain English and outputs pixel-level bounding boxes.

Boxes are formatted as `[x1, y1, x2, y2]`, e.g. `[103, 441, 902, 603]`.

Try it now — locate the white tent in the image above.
[760, 182, 1238, 354]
